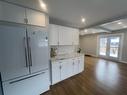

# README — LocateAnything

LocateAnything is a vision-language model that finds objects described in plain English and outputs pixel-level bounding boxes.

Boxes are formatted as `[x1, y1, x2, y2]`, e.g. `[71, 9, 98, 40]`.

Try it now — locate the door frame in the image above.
[97, 33, 124, 61]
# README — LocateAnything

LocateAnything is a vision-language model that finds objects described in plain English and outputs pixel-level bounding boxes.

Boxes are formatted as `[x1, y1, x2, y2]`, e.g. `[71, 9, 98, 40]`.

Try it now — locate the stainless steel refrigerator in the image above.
[0, 25, 50, 95]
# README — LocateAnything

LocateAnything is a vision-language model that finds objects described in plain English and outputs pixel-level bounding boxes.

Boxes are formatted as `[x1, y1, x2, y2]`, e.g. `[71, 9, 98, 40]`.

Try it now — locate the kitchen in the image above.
[0, 0, 127, 95]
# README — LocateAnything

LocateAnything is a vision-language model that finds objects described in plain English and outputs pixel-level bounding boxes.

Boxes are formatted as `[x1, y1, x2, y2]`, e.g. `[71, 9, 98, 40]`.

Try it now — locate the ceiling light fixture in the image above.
[81, 17, 86, 23]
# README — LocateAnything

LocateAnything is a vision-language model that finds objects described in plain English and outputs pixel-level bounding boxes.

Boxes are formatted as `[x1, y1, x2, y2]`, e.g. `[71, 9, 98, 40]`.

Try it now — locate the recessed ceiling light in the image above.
[117, 22, 122, 25]
[81, 17, 86, 23]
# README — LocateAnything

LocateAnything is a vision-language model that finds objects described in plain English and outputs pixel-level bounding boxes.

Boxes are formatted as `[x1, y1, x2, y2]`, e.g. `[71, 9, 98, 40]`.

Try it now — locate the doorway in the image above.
[99, 34, 123, 60]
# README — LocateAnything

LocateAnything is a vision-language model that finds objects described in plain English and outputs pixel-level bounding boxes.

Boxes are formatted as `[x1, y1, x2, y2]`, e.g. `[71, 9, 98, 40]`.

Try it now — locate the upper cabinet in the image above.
[49, 24, 79, 46]
[59, 26, 74, 45]
[26, 9, 46, 27]
[72, 29, 79, 45]
[49, 24, 59, 45]
[0, 1, 47, 27]
[0, 1, 26, 24]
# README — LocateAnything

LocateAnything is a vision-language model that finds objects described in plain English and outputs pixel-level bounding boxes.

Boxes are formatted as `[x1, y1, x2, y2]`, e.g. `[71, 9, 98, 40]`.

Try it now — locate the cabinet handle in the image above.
[28, 37, 32, 67]
[24, 37, 29, 67]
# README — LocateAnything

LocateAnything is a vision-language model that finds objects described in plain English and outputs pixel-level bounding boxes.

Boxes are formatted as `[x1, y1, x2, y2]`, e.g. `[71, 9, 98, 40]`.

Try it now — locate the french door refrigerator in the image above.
[0, 25, 50, 95]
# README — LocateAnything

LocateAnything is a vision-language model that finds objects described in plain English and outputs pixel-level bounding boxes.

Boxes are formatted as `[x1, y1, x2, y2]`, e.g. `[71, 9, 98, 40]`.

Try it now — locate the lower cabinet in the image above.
[51, 61, 61, 85]
[60, 59, 73, 81]
[2, 70, 50, 95]
[51, 55, 84, 85]
[78, 56, 85, 73]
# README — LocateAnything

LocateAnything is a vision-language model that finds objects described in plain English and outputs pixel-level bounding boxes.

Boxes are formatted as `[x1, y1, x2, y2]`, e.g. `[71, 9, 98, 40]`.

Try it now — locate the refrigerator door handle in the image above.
[28, 37, 33, 67]
[24, 37, 29, 68]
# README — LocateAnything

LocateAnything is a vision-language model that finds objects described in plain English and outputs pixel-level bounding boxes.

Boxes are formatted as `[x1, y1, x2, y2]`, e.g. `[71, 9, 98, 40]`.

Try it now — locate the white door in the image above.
[49, 24, 59, 45]
[26, 9, 46, 27]
[51, 61, 61, 85]
[27, 27, 49, 74]
[0, 25, 29, 81]
[0, 1, 26, 24]
[99, 34, 122, 60]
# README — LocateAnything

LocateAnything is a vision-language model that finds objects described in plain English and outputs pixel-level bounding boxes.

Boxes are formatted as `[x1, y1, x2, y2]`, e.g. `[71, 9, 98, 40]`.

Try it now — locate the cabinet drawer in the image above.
[2, 70, 50, 95]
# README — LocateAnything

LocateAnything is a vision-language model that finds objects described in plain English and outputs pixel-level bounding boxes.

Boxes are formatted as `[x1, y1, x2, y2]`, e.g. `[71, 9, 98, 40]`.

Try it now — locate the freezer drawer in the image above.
[2, 70, 50, 95]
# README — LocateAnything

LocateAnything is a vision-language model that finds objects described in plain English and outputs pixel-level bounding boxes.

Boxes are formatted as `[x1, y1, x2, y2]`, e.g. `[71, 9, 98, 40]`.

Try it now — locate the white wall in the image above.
[80, 34, 98, 56]
[80, 30, 127, 63]
[121, 31, 127, 62]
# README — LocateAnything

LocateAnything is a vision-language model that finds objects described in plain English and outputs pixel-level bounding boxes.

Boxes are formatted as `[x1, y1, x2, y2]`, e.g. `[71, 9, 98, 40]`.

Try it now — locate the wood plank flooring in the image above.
[42, 56, 127, 95]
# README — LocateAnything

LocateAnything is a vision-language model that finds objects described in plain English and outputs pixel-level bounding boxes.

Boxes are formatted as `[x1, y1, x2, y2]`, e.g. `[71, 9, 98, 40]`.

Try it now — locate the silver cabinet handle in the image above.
[24, 37, 29, 67]
[27, 37, 32, 67]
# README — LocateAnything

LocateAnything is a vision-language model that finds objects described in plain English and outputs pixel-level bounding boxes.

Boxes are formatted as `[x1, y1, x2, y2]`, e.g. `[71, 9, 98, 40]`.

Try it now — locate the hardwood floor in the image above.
[42, 56, 127, 95]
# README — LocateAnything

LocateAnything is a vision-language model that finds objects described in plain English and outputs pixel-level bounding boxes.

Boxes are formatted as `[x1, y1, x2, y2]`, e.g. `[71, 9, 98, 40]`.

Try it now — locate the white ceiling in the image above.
[80, 28, 109, 35]
[4, 0, 127, 29]
[100, 19, 127, 31]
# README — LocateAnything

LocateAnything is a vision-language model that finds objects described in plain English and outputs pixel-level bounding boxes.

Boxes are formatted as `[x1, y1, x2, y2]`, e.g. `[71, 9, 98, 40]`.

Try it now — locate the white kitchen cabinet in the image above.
[60, 59, 73, 80]
[2, 70, 50, 95]
[0, 1, 47, 26]
[72, 59, 79, 75]
[51, 55, 85, 85]
[78, 56, 84, 73]
[49, 24, 79, 46]
[0, 1, 26, 24]
[72, 29, 79, 45]
[51, 61, 61, 85]
[49, 24, 59, 45]
[59, 26, 73, 45]
[26, 9, 46, 27]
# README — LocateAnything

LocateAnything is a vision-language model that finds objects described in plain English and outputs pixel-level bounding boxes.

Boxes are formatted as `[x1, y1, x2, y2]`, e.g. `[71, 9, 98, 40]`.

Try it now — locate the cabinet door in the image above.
[0, 1, 26, 24]
[0, 25, 29, 81]
[60, 60, 69, 80]
[51, 61, 61, 85]
[78, 56, 84, 73]
[73, 59, 79, 75]
[59, 26, 73, 45]
[2, 70, 50, 95]
[27, 27, 49, 74]
[68, 59, 75, 77]
[26, 9, 46, 27]
[49, 24, 59, 45]
[73, 29, 79, 45]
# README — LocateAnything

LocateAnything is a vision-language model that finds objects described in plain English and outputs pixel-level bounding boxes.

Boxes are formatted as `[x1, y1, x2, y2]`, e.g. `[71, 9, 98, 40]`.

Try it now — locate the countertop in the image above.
[51, 53, 84, 62]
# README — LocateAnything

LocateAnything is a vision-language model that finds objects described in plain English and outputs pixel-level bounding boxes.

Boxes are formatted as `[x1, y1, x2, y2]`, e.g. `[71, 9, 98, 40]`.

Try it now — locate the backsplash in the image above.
[50, 45, 79, 56]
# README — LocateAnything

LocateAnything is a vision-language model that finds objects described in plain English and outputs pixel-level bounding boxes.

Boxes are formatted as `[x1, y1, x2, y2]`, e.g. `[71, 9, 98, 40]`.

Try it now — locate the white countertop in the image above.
[51, 53, 84, 62]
